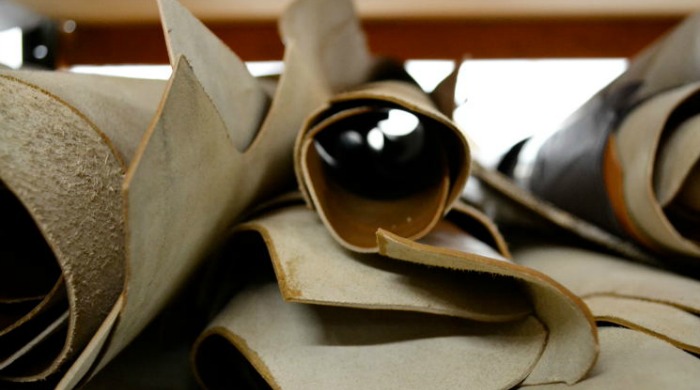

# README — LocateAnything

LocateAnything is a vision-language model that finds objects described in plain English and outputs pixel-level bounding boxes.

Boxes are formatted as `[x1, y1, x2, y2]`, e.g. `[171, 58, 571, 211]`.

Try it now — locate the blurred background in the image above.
[3, 0, 695, 159]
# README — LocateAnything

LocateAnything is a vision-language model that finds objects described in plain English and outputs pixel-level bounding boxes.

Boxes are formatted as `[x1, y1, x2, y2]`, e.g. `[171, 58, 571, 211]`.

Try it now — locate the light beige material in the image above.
[194, 282, 547, 390]
[514, 244, 700, 311]
[55, 297, 124, 390]
[614, 82, 700, 256]
[429, 62, 460, 117]
[192, 199, 596, 387]
[524, 327, 700, 390]
[0, 70, 160, 381]
[2, 71, 162, 379]
[278, 0, 372, 94]
[235, 204, 532, 322]
[654, 114, 700, 207]
[0, 71, 165, 165]
[3, 0, 374, 385]
[451, 200, 513, 258]
[585, 296, 700, 353]
[377, 231, 598, 385]
[58, 0, 380, 384]
[296, 81, 470, 252]
[514, 243, 700, 353]
[158, 0, 269, 152]
[98, 56, 280, 368]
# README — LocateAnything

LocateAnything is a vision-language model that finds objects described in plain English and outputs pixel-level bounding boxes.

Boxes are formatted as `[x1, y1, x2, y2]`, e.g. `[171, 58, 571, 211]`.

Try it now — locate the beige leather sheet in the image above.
[1, 0, 377, 386]
[513, 243, 700, 354]
[524, 327, 700, 390]
[192, 203, 597, 388]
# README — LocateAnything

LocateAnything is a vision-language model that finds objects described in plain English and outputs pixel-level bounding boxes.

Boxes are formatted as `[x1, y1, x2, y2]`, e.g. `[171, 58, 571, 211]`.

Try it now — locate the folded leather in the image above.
[606, 83, 700, 260]
[62, 0, 384, 388]
[1, 0, 377, 386]
[158, 0, 269, 152]
[192, 202, 597, 388]
[233, 203, 531, 322]
[513, 243, 700, 354]
[195, 282, 546, 390]
[524, 327, 700, 390]
[377, 225, 597, 385]
[482, 14, 700, 265]
[0, 71, 163, 382]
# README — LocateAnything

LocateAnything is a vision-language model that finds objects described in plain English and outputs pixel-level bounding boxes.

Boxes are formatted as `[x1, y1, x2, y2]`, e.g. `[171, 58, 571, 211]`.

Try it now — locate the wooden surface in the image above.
[10, 0, 696, 64]
[56, 17, 681, 65]
[12, 0, 700, 23]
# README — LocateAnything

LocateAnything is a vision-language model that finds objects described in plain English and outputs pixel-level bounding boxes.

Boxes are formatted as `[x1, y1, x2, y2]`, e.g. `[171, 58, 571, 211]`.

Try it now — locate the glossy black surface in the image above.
[314, 108, 442, 199]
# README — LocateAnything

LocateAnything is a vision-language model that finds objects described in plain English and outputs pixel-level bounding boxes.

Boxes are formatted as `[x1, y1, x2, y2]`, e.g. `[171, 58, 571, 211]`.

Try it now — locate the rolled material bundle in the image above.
[0, 71, 164, 383]
[295, 79, 469, 253]
[478, 14, 700, 265]
[0, 0, 376, 385]
[192, 1, 599, 386]
[0, 0, 606, 388]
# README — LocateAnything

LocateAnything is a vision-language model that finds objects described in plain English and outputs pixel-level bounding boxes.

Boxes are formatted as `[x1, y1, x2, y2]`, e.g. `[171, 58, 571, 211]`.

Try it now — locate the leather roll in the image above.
[295, 80, 470, 252]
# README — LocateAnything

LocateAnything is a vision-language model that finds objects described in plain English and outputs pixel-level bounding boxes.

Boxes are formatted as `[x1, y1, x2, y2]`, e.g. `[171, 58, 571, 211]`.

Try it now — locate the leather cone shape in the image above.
[295, 80, 469, 253]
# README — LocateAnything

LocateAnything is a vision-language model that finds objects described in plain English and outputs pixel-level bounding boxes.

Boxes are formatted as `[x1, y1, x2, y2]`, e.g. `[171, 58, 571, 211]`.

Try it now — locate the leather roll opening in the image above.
[304, 104, 457, 251]
[654, 95, 700, 245]
[0, 181, 68, 378]
[0, 182, 61, 304]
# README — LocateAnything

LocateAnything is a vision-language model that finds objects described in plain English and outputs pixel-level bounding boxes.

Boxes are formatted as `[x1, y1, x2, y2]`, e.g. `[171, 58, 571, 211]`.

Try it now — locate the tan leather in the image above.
[60, 0, 378, 387]
[471, 14, 700, 265]
[157, 0, 269, 152]
[193, 202, 597, 387]
[378, 231, 597, 386]
[234, 203, 532, 322]
[11, 0, 693, 387]
[0, 71, 163, 382]
[613, 83, 700, 258]
[514, 243, 700, 354]
[585, 296, 700, 353]
[195, 282, 546, 390]
[524, 327, 700, 390]
[0, 0, 376, 386]
[295, 81, 470, 253]
[654, 115, 700, 208]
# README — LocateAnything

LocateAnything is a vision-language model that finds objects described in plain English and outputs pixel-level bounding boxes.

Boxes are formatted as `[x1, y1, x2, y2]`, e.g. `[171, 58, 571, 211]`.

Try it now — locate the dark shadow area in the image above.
[0, 182, 61, 302]
[194, 333, 271, 390]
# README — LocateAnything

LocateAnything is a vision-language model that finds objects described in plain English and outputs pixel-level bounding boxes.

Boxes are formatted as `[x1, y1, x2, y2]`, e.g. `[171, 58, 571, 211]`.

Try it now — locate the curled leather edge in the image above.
[376, 229, 598, 385]
[294, 80, 470, 252]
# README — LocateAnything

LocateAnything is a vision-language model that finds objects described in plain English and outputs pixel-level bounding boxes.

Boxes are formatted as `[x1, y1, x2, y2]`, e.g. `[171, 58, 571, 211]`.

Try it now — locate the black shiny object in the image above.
[314, 108, 442, 199]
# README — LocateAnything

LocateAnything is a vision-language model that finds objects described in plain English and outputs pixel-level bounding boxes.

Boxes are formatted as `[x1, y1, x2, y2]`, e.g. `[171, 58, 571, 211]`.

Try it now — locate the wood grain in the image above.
[56, 18, 681, 66]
